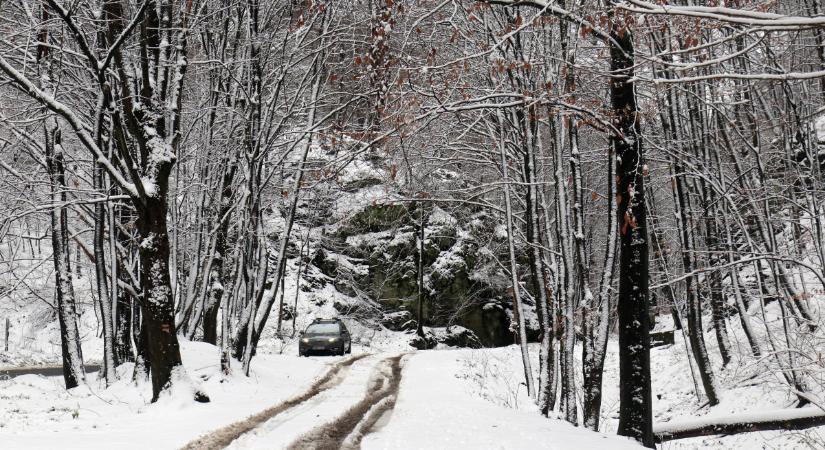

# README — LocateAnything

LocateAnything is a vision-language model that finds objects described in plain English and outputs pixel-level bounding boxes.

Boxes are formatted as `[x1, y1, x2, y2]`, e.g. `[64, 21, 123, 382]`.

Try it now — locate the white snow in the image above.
[226, 355, 381, 449]
[0, 340, 329, 449]
[654, 407, 825, 434]
[362, 348, 641, 450]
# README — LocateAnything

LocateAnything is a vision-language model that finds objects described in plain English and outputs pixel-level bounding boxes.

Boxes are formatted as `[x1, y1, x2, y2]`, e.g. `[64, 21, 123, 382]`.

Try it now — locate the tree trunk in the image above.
[45, 121, 86, 390]
[610, 19, 654, 447]
[551, 114, 577, 424]
[538, 186, 559, 413]
[416, 201, 426, 338]
[137, 196, 184, 402]
[93, 162, 117, 384]
[673, 161, 720, 406]
[523, 109, 554, 415]
[497, 109, 536, 399]
[203, 159, 237, 345]
[654, 408, 825, 442]
[113, 204, 135, 365]
[582, 141, 618, 431]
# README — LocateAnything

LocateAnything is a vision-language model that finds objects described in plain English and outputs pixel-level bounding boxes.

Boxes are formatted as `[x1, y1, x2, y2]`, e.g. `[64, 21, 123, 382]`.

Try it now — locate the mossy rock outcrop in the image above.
[337, 203, 407, 238]
[328, 204, 527, 348]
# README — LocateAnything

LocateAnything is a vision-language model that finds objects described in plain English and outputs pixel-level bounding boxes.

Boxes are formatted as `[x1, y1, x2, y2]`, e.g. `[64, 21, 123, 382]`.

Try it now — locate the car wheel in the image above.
[346, 343, 351, 354]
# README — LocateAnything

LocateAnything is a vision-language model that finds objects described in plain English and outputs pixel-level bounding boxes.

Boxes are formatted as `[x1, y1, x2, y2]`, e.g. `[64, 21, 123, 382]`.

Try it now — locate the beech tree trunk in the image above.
[45, 121, 86, 390]
[611, 20, 654, 448]
[113, 204, 135, 365]
[137, 195, 184, 402]
[496, 108, 536, 399]
[93, 162, 117, 384]
[523, 110, 554, 415]
[582, 144, 618, 431]
[673, 160, 720, 406]
[203, 160, 237, 345]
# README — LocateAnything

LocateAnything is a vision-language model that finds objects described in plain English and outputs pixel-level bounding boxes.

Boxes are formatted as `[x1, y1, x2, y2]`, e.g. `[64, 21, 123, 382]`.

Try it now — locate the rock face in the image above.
[293, 150, 537, 348]
[409, 326, 484, 349]
[440, 325, 483, 349]
[381, 311, 417, 332]
[314, 198, 531, 347]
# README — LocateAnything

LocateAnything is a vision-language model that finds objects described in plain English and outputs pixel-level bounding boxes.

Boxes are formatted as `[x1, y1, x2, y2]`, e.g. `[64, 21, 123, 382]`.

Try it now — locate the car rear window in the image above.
[305, 323, 340, 335]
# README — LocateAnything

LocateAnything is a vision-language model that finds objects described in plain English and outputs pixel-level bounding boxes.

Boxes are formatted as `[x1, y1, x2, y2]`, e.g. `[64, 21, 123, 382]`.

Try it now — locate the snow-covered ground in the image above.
[1, 342, 642, 449]
[0, 340, 330, 449]
[3, 284, 825, 450]
[362, 349, 640, 450]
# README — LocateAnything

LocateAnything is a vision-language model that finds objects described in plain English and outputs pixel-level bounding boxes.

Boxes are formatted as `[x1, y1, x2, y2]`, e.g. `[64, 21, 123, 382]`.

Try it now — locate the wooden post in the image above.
[4, 318, 9, 352]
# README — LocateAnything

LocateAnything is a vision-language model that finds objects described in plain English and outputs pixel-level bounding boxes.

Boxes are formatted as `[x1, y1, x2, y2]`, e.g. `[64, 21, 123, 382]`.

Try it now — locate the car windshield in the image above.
[305, 323, 340, 335]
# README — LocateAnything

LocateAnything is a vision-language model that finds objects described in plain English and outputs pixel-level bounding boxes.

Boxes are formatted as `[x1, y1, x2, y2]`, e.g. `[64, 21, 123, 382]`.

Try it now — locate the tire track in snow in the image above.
[285, 353, 407, 450]
[179, 353, 370, 450]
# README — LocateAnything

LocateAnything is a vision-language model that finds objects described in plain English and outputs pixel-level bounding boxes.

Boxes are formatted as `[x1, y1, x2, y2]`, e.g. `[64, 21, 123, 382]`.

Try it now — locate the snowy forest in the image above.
[1, 0, 825, 449]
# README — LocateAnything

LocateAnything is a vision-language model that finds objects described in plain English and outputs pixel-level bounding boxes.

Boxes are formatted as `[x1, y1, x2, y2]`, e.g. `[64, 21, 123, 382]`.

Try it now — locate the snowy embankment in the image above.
[599, 298, 825, 449]
[0, 340, 328, 449]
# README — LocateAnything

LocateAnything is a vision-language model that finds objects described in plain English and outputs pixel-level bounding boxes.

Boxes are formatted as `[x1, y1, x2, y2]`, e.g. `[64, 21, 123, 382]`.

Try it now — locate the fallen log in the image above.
[654, 407, 825, 442]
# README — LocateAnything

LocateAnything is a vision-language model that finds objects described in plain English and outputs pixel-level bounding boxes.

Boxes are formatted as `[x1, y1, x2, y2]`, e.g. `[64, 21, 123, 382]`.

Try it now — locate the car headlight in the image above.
[301, 338, 309, 343]
[328, 337, 337, 343]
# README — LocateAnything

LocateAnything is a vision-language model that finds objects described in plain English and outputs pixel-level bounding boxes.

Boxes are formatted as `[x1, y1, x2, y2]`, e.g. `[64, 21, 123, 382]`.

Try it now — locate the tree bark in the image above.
[203, 159, 237, 344]
[523, 108, 554, 416]
[611, 18, 654, 447]
[45, 121, 86, 390]
[93, 161, 117, 384]
[137, 195, 184, 402]
[496, 108, 536, 399]
[582, 142, 618, 431]
[673, 160, 720, 406]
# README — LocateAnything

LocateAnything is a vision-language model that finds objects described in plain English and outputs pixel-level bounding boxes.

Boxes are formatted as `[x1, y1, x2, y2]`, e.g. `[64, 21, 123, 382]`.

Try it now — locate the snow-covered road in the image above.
[184, 349, 640, 450]
[182, 352, 408, 450]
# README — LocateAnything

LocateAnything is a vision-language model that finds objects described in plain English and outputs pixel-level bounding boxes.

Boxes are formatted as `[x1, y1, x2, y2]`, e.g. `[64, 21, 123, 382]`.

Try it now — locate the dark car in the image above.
[298, 319, 352, 356]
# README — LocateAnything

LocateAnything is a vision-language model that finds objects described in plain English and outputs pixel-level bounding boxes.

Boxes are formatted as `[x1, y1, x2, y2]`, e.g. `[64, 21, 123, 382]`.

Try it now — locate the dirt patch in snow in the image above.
[286, 353, 407, 450]
[179, 353, 370, 450]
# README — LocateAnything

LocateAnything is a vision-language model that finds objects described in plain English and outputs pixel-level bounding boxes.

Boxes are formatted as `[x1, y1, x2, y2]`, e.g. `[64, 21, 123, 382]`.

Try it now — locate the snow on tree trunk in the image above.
[583, 139, 618, 431]
[137, 195, 184, 402]
[203, 159, 237, 345]
[672, 159, 721, 406]
[550, 112, 577, 424]
[538, 186, 560, 412]
[113, 204, 136, 365]
[45, 119, 86, 390]
[497, 109, 536, 400]
[610, 17, 654, 448]
[522, 112, 554, 415]
[93, 161, 117, 385]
